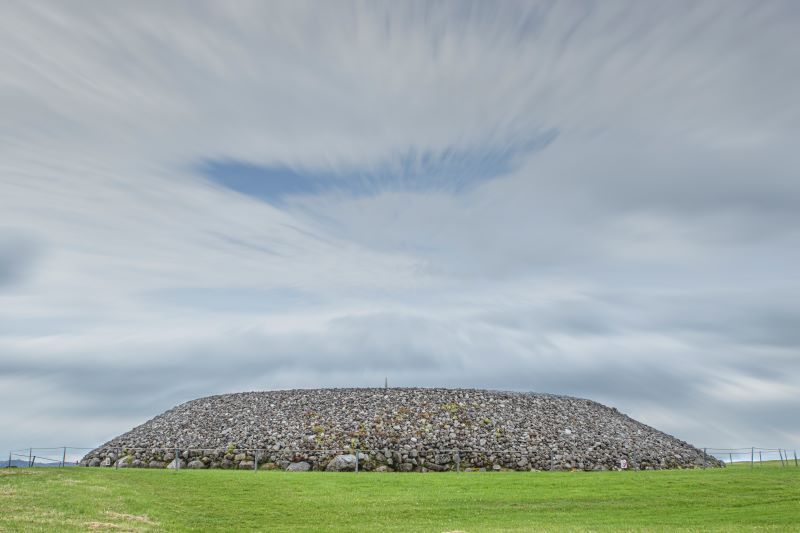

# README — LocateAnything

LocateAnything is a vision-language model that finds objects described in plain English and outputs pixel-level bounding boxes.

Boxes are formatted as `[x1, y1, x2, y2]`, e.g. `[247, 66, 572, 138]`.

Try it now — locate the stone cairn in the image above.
[81, 388, 722, 471]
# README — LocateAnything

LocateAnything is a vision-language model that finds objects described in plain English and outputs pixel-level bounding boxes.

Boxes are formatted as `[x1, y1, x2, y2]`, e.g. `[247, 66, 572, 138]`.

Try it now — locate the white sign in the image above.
[620, 458, 628, 469]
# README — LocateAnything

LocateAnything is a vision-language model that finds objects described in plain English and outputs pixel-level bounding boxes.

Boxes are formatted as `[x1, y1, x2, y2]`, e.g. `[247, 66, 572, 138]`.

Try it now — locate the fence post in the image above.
[702, 448, 707, 469]
[549, 450, 554, 471]
[115, 448, 120, 469]
[62, 447, 67, 467]
[456, 451, 460, 473]
[794, 450, 798, 468]
[7, 452, 11, 468]
[729, 453, 733, 464]
[355, 449, 359, 473]
[176, 448, 180, 470]
[751, 447, 754, 468]
[759, 450, 762, 464]
[28, 448, 32, 468]
[254, 450, 259, 472]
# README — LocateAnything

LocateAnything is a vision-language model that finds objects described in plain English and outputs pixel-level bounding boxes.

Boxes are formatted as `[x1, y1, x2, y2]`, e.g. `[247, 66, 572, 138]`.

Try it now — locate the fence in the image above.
[5, 445, 799, 471]
[705, 447, 799, 467]
[6, 447, 95, 468]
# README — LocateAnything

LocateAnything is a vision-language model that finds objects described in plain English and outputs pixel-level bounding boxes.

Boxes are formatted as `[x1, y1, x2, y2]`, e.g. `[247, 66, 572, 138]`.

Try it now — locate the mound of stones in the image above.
[80, 388, 722, 471]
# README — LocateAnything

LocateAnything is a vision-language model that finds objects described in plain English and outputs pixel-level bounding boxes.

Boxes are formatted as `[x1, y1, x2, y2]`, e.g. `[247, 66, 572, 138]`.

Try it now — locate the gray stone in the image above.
[286, 461, 311, 472]
[326, 454, 357, 472]
[79, 388, 723, 472]
[166, 458, 186, 469]
[187, 460, 205, 469]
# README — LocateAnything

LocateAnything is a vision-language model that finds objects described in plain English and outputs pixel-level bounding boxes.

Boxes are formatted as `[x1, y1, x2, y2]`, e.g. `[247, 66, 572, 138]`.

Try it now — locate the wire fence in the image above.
[6, 447, 95, 468]
[705, 447, 799, 467]
[5, 445, 799, 470]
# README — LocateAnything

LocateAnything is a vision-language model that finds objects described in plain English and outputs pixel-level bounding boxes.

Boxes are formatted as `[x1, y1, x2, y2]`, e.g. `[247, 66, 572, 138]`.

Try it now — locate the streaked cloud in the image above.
[0, 0, 798, 454]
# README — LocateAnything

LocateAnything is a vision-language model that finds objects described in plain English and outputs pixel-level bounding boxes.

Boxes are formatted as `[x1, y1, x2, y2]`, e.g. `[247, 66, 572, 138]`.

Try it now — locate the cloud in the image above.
[0, 231, 41, 287]
[0, 0, 799, 455]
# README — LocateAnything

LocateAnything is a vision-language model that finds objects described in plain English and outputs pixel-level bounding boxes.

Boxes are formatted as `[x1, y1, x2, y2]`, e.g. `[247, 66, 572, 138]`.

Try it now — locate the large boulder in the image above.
[326, 454, 357, 472]
[166, 458, 186, 469]
[286, 461, 311, 472]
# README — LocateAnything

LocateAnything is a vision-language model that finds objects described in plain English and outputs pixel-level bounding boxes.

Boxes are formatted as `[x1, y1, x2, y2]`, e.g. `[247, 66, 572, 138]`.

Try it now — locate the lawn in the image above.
[0, 462, 798, 532]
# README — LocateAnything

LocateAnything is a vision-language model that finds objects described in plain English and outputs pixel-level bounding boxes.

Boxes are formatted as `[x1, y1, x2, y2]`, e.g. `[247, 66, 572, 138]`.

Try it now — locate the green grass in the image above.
[1, 462, 798, 532]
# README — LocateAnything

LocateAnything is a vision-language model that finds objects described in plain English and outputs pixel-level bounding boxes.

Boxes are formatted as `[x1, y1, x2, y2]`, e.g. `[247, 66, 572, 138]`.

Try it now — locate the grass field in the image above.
[1, 462, 798, 532]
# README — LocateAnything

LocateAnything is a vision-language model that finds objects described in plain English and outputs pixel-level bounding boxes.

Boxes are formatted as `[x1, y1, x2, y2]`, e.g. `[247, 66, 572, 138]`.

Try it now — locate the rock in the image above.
[326, 454, 357, 472]
[166, 458, 186, 469]
[492, 464, 502, 471]
[239, 461, 255, 470]
[187, 460, 205, 469]
[149, 460, 164, 469]
[286, 461, 311, 472]
[80, 388, 723, 471]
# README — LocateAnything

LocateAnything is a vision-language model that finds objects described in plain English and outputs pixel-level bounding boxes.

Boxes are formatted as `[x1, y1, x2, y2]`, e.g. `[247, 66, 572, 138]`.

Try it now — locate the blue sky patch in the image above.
[199, 130, 557, 204]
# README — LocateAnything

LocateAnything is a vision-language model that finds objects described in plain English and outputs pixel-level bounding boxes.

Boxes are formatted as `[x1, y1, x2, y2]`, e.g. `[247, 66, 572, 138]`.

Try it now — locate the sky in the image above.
[1, 1, 799, 457]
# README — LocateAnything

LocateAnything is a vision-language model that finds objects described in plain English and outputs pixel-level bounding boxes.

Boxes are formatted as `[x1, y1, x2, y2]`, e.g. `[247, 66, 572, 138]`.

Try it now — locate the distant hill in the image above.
[3, 459, 73, 468]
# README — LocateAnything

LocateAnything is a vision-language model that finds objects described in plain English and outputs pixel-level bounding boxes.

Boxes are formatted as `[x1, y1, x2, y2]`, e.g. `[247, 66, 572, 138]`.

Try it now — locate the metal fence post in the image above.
[550, 450, 554, 471]
[759, 450, 762, 464]
[28, 448, 32, 468]
[176, 448, 180, 470]
[355, 449, 359, 473]
[728, 453, 733, 464]
[254, 450, 259, 472]
[751, 447, 754, 468]
[7, 452, 11, 468]
[702, 448, 707, 469]
[62, 447, 67, 467]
